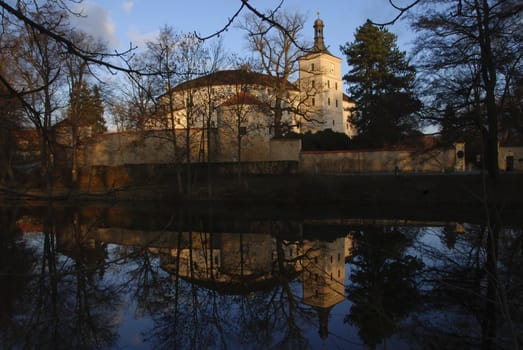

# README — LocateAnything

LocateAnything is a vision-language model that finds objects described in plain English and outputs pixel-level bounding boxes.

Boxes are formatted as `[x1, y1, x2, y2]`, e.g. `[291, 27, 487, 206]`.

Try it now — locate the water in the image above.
[0, 203, 521, 349]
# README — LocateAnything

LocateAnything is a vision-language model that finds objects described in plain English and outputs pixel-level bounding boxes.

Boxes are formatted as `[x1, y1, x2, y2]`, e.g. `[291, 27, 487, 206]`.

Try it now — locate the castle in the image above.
[63, 16, 478, 173]
[145, 14, 356, 162]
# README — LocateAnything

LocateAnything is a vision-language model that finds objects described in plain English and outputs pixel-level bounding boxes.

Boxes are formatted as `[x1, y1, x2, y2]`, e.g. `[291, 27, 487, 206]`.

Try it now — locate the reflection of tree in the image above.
[0, 206, 120, 349]
[409, 225, 523, 349]
[345, 226, 423, 348]
[0, 206, 37, 344]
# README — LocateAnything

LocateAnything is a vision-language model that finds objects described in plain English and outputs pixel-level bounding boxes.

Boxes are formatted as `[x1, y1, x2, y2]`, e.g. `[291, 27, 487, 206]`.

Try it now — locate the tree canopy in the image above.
[341, 20, 421, 147]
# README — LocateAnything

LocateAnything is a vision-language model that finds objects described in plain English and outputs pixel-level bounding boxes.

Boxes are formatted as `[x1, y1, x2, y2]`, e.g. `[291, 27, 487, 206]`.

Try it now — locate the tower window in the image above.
[332, 120, 335, 126]
[335, 82, 338, 90]
[328, 97, 331, 106]
[311, 97, 315, 106]
[336, 99, 339, 108]
[311, 80, 315, 89]
[311, 63, 315, 71]
[327, 80, 330, 88]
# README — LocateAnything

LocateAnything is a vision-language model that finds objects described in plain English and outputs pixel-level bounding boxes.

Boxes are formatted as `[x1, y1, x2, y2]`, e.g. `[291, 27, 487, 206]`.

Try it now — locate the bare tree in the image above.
[218, 67, 271, 183]
[239, 10, 310, 136]
[63, 30, 107, 187]
[9, 2, 69, 194]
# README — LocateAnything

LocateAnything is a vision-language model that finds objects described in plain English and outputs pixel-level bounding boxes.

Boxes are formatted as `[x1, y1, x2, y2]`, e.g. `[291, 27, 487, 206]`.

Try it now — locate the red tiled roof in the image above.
[342, 93, 354, 103]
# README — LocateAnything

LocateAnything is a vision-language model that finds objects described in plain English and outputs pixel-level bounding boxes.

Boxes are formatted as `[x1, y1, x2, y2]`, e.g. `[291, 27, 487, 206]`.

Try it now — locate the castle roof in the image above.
[220, 91, 267, 107]
[170, 69, 298, 93]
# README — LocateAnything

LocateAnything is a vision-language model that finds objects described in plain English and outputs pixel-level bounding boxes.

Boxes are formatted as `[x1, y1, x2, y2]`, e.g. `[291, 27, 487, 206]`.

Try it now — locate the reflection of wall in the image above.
[220, 233, 274, 277]
[168, 247, 222, 280]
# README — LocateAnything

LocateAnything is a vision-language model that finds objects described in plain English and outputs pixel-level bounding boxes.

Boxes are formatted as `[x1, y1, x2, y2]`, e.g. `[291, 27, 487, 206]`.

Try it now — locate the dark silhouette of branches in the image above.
[370, 0, 422, 26]
[196, 0, 306, 51]
[0, 0, 138, 74]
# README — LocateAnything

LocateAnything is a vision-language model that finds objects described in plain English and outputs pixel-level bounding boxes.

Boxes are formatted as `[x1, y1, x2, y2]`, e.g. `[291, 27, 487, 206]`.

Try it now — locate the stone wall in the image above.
[78, 129, 210, 167]
[77, 130, 462, 174]
[300, 147, 458, 174]
[269, 138, 302, 161]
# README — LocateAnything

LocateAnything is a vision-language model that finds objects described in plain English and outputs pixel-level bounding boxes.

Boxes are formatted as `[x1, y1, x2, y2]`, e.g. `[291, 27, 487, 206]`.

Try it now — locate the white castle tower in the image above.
[298, 12, 350, 135]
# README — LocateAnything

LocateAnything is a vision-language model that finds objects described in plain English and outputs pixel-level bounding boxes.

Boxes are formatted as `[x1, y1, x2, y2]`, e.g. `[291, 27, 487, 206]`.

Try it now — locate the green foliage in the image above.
[340, 20, 421, 146]
[283, 129, 350, 150]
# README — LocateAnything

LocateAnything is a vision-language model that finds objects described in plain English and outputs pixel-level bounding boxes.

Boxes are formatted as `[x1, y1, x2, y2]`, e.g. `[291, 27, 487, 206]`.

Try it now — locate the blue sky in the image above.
[72, 0, 415, 76]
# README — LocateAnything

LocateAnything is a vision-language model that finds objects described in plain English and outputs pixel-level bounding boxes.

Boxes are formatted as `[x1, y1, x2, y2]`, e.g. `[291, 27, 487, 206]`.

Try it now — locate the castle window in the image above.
[311, 97, 315, 106]
[311, 63, 315, 71]
[332, 120, 335, 126]
[335, 82, 338, 90]
[336, 99, 339, 108]
[327, 80, 330, 88]
[328, 97, 331, 106]
[311, 80, 315, 89]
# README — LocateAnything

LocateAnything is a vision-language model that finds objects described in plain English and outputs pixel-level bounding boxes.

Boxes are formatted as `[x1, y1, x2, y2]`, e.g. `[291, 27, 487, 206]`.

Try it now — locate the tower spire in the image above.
[312, 11, 329, 53]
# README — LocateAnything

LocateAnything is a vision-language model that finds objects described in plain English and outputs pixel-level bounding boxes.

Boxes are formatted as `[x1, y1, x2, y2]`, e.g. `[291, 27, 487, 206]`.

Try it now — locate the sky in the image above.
[71, 0, 415, 76]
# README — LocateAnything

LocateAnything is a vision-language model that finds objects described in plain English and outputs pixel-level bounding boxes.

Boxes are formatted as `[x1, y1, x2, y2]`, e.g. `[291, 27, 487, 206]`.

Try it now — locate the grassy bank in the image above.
[3, 171, 521, 205]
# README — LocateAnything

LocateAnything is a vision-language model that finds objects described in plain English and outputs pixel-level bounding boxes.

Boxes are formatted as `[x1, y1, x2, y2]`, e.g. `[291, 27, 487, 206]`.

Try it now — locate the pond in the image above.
[0, 203, 522, 349]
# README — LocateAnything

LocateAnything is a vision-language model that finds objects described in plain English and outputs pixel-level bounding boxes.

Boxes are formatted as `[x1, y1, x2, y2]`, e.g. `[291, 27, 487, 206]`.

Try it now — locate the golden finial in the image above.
[317, 10, 320, 18]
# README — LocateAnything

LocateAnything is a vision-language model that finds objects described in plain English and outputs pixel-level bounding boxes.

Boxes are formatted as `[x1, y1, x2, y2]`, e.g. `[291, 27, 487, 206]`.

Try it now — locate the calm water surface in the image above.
[1, 204, 522, 349]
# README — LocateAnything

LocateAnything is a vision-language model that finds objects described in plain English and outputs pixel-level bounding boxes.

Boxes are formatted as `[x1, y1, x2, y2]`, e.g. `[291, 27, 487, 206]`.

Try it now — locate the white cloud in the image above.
[122, 1, 134, 14]
[127, 26, 158, 50]
[71, 2, 119, 49]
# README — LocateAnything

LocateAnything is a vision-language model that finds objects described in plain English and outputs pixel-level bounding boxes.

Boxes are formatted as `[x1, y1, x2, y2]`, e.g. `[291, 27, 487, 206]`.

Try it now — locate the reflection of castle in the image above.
[158, 231, 352, 339]
[158, 233, 277, 292]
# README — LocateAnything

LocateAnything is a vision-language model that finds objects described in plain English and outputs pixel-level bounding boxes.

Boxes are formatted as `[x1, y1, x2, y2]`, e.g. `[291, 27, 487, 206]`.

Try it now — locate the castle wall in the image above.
[269, 138, 302, 161]
[78, 129, 210, 167]
[300, 147, 458, 173]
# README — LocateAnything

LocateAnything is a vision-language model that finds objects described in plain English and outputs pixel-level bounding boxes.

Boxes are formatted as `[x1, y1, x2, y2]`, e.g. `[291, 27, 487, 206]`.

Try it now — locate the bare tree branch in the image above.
[0, 0, 139, 74]
[371, 0, 422, 26]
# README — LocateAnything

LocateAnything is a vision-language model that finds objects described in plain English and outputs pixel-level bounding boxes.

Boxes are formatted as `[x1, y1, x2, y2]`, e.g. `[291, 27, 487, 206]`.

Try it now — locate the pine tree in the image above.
[341, 20, 420, 147]
[69, 83, 106, 134]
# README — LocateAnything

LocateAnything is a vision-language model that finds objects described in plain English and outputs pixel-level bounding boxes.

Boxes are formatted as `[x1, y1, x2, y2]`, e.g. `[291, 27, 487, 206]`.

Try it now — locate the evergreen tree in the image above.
[341, 20, 421, 147]
[68, 83, 106, 134]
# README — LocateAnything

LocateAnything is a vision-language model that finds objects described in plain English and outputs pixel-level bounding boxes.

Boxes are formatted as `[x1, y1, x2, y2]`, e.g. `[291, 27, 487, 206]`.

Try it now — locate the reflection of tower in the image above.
[301, 237, 347, 339]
